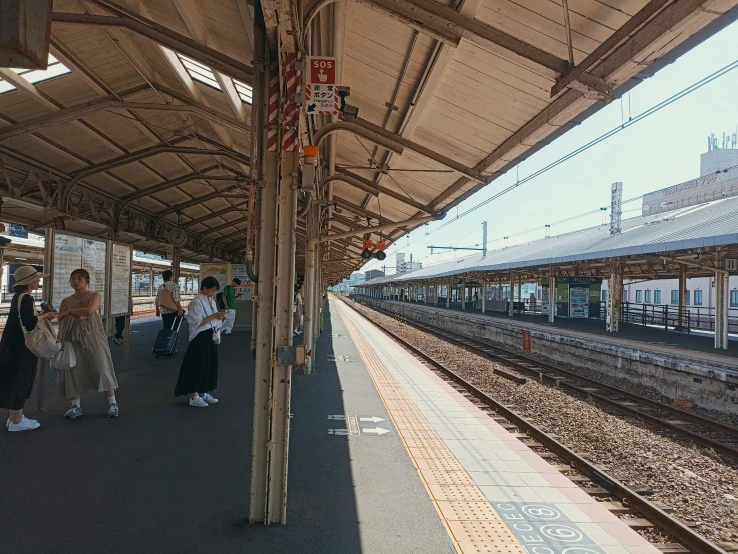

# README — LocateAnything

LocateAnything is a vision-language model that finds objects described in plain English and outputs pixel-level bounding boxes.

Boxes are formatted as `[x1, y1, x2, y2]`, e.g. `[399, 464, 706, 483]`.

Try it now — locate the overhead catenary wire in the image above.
[433, 57, 738, 233]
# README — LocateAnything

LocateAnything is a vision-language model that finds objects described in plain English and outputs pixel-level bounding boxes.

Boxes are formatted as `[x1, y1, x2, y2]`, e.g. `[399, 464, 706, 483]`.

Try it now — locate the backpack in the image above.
[216, 291, 225, 310]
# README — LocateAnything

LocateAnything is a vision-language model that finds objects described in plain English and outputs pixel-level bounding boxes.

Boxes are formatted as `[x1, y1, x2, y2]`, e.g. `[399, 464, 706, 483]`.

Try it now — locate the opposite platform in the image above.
[335, 298, 661, 554]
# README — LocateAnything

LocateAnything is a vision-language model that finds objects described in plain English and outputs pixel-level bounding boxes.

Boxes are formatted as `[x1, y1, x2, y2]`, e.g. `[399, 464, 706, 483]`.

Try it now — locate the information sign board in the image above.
[110, 243, 132, 316]
[52, 233, 107, 315]
[305, 84, 338, 115]
[230, 265, 254, 301]
[199, 263, 229, 290]
[306, 56, 336, 85]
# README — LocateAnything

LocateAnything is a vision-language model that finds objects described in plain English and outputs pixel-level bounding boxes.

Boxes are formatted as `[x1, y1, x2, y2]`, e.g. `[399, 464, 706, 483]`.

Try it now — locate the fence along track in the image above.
[340, 297, 728, 554]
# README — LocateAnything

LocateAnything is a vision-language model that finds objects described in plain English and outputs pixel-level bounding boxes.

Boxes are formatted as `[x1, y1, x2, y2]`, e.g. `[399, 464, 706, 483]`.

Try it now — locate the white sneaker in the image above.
[189, 396, 208, 408]
[8, 416, 40, 432]
[201, 393, 218, 404]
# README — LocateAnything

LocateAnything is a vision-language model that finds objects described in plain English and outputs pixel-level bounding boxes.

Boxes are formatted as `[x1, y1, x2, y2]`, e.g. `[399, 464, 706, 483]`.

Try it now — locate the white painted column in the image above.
[715, 268, 724, 349]
[447, 282, 451, 308]
[481, 279, 486, 313]
[461, 282, 466, 310]
[548, 276, 556, 323]
[509, 273, 514, 317]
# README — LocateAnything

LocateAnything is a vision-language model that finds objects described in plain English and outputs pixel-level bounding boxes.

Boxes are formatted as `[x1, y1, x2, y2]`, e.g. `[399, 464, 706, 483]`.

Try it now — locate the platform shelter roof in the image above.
[0, 1, 736, 275]
[361, 197, 738, 286]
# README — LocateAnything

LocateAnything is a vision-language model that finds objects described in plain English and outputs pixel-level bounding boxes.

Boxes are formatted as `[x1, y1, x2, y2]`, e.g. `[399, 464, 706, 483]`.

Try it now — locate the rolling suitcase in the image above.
[152, 314, 183, 358]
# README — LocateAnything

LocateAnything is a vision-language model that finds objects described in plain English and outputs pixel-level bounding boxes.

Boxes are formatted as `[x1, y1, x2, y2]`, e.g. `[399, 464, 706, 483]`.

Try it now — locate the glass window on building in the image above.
[722, 188, 727, 197]
[602, 290, 607, 303]
[697, 195, 702, 202]
[732, 186, 736, 194]
[636, 290, 642, 303]
[731, 290, 738, 307]
[654, 290, 661, 304]
[686, 290, 691, 305]
[671, 290, 678, 304]
[644, 290, 651, 303]
[694, 290, 703, 306]
[624, 290, 629, 302]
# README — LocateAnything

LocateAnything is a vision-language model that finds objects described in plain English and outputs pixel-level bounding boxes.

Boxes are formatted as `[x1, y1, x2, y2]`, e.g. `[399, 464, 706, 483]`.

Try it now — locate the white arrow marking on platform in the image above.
[362, 427, 390, 436]
[327, 415, 346, 420]
[359, 416, 385, 423]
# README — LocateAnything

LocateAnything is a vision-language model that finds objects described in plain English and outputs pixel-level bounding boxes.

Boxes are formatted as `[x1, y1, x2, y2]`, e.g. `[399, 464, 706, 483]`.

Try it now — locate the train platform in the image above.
[0, 298, 660, 554]
[372, 297, 738, 371]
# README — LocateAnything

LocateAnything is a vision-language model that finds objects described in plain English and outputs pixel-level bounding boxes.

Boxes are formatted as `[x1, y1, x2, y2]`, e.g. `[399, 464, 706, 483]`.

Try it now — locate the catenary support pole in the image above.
[447, 281, 451, 307]
[461, 281, 465, 310]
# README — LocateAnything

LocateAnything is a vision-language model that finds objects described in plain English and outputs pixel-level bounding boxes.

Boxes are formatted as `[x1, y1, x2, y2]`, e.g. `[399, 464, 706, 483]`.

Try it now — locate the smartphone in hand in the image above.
[40, 301, 56, 313]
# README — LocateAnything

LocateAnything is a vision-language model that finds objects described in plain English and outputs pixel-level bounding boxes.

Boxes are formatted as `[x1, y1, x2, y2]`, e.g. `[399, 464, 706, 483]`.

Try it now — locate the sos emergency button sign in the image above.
[307, 56, 337, 85]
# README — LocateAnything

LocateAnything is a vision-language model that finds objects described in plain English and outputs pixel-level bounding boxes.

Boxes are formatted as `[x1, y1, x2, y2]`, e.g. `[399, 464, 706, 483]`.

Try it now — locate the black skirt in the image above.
[0, 343, 37, 410]
[174, 329, 218, 396]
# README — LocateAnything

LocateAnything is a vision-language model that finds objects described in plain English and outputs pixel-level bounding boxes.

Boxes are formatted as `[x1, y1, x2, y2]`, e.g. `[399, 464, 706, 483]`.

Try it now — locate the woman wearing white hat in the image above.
[0, 265, 57, 432]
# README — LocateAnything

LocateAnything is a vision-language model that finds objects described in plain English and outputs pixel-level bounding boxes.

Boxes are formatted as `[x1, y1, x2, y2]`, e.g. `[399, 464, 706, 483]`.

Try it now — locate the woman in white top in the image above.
[174, 277, 225, 408]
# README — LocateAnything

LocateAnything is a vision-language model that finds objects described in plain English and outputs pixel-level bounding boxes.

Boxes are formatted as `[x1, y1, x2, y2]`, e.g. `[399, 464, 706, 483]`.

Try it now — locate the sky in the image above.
[361, 18, 738, 277]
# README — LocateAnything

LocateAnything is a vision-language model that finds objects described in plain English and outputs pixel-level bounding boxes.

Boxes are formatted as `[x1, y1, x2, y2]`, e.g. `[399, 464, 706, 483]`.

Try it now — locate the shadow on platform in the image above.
[0, 304, 363, 554]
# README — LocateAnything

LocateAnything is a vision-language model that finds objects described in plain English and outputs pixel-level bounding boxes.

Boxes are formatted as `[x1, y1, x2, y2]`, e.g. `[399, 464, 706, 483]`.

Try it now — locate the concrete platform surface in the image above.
[0, 305, 450, 554]
[335, 299, 661, 554]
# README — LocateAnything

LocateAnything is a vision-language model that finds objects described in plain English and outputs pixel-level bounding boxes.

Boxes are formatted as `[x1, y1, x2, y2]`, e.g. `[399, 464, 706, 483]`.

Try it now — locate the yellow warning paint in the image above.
[337, 301, 527, 554]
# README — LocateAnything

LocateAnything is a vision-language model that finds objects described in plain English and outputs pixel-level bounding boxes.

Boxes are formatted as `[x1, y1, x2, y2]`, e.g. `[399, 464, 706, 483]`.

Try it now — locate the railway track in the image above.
[342, 297, 729, 554]
[357, 300, 738, 461]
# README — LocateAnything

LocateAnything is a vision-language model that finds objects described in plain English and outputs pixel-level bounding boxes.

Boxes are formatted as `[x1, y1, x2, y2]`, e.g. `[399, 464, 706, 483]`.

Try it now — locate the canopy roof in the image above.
[361, 196, 738, 285]
[0, 0, 735, 274]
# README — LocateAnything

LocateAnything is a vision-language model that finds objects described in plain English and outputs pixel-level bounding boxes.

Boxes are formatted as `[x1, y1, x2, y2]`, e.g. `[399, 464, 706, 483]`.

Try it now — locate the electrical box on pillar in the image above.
[301, 145, 318, 191]
[0, 0, 53, 69]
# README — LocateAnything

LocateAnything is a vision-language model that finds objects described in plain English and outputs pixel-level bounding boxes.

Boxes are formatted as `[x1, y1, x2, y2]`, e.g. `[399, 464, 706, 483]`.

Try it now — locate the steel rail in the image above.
[363, 300, 738, 460]
[339, 297, 727, 554]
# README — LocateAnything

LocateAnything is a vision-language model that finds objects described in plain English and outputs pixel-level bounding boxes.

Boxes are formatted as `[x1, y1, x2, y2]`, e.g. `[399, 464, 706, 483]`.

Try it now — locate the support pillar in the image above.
[461, 282, 465, 310]
[509, 273, 514, 317]
[678, 264, 687, 330]
[304, 202, 318, 373]
[548, 275, 556, 323]
[606, 267, 622, 332]
[249, 40, 299, 524]
[447, 282, 451, 308]
[481, 279, 486, 313]
[722, 271, 729, 349]
[149, 266, 154, 296]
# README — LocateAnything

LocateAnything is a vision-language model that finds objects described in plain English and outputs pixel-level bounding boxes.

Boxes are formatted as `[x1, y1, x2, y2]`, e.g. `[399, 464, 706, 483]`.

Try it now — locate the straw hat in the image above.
[14, 265, 47, 286]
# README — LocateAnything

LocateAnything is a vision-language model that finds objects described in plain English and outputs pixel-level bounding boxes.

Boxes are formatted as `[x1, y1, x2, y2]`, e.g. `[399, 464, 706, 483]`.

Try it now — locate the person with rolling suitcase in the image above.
[151, 312, 184, 358]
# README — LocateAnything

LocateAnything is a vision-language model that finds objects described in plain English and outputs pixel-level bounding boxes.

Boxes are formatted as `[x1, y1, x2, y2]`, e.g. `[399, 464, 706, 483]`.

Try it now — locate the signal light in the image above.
[375, 251, 386, 260]
[361, 249, 373, 259]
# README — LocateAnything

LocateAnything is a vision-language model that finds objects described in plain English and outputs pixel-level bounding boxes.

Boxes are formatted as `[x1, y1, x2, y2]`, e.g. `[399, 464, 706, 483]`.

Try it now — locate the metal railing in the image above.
[1, 286, 44, 303]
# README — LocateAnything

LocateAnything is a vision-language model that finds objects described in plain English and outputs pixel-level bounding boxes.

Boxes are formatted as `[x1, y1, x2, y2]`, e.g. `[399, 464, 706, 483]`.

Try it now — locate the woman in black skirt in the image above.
[1, 266, 57, 432]
[175, 276, 225, 407]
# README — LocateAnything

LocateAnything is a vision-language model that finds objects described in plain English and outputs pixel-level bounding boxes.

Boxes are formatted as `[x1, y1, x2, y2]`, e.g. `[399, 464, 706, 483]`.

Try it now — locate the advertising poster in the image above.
[199, 263, 229, 290]
[569, 286, 589, 318]
[53, 234, 107, 315]
[230, 265, 254, 301]
[110, 244, 132, 315]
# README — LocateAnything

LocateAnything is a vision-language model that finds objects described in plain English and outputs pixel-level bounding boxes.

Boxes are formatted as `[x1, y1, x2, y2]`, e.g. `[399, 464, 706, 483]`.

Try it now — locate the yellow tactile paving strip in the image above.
[336, 301, 527, 554]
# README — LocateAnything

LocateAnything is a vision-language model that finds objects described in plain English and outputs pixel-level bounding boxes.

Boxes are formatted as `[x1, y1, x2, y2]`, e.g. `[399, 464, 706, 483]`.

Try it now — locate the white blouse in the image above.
[187, 294, 222, 341]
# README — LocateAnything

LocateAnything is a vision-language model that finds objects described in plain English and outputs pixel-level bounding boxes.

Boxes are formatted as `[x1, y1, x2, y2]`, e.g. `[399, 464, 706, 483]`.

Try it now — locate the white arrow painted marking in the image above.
[327, 415, 346, 420]
[328, 428, 348, 435]
[359, 416, 386, 423]
[362, 427, 391, 436]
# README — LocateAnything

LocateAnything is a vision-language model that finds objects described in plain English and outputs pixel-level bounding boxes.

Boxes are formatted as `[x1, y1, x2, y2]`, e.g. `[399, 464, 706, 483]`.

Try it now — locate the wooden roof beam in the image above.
[171, 0, 250, 125]
[51, 7, 252, 83]
[183, 202, 248, 228]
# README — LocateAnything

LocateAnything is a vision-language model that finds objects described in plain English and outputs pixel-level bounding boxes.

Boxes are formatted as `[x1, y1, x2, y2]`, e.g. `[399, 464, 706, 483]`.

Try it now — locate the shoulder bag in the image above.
[158, 284, 178, 312]
[17, 293, 62, 360]
[50, 341, 76, 371]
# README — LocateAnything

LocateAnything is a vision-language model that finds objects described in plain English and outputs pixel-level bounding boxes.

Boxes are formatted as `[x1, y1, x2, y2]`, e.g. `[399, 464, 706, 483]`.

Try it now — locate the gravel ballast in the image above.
[344, 298, 738, 544]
